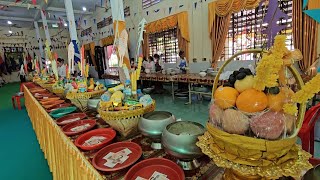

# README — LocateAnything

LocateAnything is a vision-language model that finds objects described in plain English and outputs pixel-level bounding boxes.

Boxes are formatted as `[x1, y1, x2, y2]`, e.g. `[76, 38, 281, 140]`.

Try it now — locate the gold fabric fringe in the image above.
[24, 86, 103, 180]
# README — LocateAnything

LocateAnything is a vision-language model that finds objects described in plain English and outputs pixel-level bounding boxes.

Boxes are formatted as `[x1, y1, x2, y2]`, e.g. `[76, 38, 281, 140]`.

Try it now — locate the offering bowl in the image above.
[138, 111, 175, 149]
[162, 121, 205, 170]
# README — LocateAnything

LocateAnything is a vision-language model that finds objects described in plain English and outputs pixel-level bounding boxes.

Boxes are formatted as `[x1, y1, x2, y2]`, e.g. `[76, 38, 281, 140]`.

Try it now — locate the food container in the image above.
[162, 121, 205, 170]
[138, 111, 175, 149]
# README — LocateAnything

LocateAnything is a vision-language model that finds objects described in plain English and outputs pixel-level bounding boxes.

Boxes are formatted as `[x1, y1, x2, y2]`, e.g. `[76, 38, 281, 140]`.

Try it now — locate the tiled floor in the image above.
[151, 93, 210, 127]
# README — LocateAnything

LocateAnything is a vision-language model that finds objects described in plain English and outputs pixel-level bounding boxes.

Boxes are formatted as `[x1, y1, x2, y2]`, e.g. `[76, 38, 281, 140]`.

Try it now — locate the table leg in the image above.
[172, 81, 175, 101]
[185, 83, 192, 105]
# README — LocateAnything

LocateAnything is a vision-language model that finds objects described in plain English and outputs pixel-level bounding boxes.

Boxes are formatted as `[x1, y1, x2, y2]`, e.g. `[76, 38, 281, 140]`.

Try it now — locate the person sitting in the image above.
[154, 54, 163, 72]
[144, 56, 155, 73]
[57, 58, 66, 78]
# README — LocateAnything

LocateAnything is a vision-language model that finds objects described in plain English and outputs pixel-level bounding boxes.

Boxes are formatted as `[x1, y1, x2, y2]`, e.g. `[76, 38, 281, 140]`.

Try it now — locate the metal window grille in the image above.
[124, 6, 130, 17]
[142, 0, 162, 9]
[221, 0, 293, 61]
[148, 28, 179, 63]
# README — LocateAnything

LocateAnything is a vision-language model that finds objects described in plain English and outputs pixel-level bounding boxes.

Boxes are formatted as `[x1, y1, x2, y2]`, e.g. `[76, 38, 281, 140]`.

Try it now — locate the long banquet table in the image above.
[103, 73, 217, 104]
[24, 83, 223, 180]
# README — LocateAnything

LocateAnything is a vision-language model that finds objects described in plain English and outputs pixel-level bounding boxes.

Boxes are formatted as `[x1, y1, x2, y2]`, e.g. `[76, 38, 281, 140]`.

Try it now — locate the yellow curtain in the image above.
[100, 36, 115, 46]
[208, 0, 260, 67]
[89, 42, 97, 68]
[113, 20, 131, 70]
[293, 0, 319, 75]
[144, 11, 190, 60]
[208, 0, 260, 37]
[84, 44, 90, 50]
[142, 33, 149, 58]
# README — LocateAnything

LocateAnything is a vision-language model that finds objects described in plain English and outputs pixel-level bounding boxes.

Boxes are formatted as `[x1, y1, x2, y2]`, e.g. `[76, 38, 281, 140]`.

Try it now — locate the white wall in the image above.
[79, 0, 218, 73]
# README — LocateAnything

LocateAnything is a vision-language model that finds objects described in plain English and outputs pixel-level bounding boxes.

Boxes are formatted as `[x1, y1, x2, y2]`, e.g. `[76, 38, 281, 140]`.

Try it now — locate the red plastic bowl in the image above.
[75, 128, 116, 151]
[92, 142, 142, 172]
[46, 103, 71, 113]
[56, 113, 87, 126]
[62, 120, 96, 136]
[124, 158, 185, 180]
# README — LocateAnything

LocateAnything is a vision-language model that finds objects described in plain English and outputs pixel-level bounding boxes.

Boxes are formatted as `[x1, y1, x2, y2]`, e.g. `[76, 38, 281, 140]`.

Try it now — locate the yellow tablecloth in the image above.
[24, 86, 104, 180]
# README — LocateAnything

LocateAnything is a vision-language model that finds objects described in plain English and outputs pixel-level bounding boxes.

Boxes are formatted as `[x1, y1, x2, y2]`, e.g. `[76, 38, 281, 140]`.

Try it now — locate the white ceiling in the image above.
[0, 0, 100, 29]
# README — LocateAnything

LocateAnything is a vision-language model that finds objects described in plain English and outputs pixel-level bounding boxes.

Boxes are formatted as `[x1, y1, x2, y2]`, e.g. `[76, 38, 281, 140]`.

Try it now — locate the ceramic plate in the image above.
[92, 142, 142, 172]
[124, 158, 185, 180]
[56, 113, 87, 126]
[49, 106, 77, 118]
[62, 120, 96, 136]
[75, 128, 116, 151]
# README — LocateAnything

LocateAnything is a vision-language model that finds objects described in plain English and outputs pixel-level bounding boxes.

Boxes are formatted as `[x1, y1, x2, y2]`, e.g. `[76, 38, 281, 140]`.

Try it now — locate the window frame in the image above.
[148, 27, 179, 64]
[142, 0, 162, 9]
[220, 0, 293, 61]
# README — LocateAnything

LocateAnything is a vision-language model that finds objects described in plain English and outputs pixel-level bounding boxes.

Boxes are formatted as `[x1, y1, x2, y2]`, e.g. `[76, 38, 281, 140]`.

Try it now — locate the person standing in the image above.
[57, 58, 66, 78]
[176, 51, 188, 92]
[153, 54, 163, 72]
[176, 51, 188, 74]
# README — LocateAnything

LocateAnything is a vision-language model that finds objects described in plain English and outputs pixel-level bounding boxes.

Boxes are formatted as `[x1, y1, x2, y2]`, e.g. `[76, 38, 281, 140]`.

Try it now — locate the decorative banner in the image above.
[260, 0, 288, 48]
[303, 0, 309, 9]
[304, 9, 320, 23]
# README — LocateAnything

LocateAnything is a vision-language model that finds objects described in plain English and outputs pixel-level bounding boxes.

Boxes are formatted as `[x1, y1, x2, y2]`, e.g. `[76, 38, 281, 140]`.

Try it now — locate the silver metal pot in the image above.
[162, 121, 205, 170]
[87, 97, 101, 111]
[139, 111, 175, 149]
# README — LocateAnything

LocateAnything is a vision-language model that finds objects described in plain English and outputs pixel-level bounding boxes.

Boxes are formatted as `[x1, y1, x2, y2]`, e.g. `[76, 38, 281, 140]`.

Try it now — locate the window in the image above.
[148, 28, 179, 63]
[221, 0, 293, 61]
[124, 6, 130, 17]
[142, 0, 162, 9]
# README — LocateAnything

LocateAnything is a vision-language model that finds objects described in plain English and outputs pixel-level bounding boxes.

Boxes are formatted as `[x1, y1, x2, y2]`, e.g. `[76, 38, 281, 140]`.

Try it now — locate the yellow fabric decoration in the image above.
[292, 73, 320, 103]
[283, 103, 298, 116]
[145, 11, 189, 42]
[253, 35, 288, 90]
[24, 87, 104, 180]
[100, 36, 115, 46]
[113, 20, 131, 70]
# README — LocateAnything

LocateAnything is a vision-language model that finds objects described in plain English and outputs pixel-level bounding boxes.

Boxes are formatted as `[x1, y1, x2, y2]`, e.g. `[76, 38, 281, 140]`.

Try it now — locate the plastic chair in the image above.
[298, 103, 320, 156]
[11, 83, 27, 110]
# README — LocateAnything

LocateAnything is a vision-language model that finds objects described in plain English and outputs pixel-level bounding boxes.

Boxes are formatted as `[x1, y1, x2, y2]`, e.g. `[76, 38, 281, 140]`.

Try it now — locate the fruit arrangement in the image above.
[210, 35, 320, 140]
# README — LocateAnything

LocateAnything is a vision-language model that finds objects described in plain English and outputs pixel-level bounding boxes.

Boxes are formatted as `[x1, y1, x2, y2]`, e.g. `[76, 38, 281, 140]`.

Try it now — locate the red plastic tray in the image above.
[40, 97, 61, 103]
[41, 99, 64, 105]
[75, 128, 116, 151]
[125, 158, 185, 180]
[62, 120, 96, 136]
[56, 113, 87, 126]
[92, 142, 142, 172]
[43, 100, 65, 109]
[46, 103, 72, 113]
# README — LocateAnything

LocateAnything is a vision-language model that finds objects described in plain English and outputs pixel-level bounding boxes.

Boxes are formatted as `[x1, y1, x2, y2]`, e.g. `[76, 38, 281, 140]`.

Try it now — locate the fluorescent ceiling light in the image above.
[52, 24, 58, 28]
[64, 23, 68, 27]
[82, 7, 87, 11]
[8, 30, 12, 34]
[7, 21, 12, 25]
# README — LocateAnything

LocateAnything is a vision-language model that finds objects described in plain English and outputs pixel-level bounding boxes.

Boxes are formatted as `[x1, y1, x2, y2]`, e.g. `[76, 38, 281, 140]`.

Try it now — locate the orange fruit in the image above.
[214, 86, 239, 109]
[236, 88, 268, 113]
[267, 87, 294, 112]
